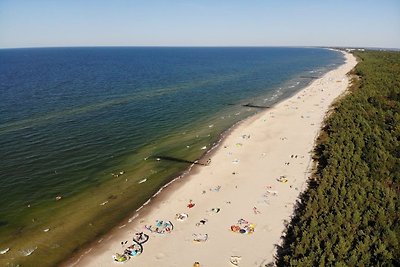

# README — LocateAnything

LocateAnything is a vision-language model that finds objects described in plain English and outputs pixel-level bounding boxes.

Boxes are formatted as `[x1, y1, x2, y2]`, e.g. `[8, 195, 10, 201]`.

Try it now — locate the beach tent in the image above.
[230, 256, 242, 266]
[124, 240, 143, 257]
[133, 232, 149, 244]
[145, 220, 174, 234]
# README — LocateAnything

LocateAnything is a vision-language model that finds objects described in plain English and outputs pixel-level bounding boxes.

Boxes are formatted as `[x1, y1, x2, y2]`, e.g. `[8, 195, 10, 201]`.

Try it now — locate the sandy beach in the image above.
[68, 51, 357, 267]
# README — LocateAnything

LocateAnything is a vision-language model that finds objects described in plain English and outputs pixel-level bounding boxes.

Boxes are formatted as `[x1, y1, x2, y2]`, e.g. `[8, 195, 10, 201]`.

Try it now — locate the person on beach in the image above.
[136, 232, 144, 241]
[196, 219, 208, 226]
[187, 200, 195, 208]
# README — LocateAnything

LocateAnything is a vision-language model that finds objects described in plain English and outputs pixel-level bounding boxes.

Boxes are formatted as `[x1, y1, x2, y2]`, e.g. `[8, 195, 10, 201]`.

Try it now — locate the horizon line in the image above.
[1, 45, 399, 51]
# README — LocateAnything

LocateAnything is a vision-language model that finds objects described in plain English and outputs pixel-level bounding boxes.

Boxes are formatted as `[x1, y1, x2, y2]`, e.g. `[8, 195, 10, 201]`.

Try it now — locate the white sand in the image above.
[69, 51, 357, 267]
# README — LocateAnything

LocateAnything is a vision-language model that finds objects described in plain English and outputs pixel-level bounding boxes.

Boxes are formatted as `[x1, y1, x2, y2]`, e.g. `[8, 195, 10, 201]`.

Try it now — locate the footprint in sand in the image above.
[231, 247, 240, 255]
[155, 252, 165, 260]
[262, 225, 272, 232]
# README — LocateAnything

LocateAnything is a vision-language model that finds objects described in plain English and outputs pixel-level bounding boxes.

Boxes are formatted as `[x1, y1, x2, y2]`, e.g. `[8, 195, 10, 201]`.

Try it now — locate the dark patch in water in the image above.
[242, 103, 271, 109]
[152, 155, 206, 166]
[300, 75, 319, 79]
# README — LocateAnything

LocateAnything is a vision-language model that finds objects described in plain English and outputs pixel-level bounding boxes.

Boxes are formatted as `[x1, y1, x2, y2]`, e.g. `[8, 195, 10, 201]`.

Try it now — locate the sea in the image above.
[0, 47, 344, 266]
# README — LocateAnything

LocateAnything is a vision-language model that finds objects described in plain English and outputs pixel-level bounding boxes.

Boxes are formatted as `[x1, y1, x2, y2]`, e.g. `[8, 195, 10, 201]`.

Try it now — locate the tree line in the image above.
[276, 50, 400, 266]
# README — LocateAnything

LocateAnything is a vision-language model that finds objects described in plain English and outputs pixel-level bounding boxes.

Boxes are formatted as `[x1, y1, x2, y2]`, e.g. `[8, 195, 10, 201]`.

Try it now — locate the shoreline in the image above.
[64, 50, 357, 267]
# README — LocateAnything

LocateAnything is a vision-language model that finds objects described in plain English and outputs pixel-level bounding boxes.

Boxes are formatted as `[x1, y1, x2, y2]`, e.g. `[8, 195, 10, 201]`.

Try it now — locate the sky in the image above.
[0, 0, 399, 49]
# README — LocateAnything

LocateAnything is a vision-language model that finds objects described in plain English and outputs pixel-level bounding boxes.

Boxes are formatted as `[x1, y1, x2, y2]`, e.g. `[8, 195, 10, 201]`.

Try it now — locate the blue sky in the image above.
[0, 0, 399, 48]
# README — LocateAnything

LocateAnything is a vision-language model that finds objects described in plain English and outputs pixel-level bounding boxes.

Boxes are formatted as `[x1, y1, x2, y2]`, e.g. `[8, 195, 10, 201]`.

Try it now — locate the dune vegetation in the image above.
[277, 50, 400, 266]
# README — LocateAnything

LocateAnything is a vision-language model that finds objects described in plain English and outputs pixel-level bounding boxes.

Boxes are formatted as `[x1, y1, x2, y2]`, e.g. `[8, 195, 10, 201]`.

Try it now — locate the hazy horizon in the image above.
[1, 0, 399, 49]
[1, 45, 399, 51]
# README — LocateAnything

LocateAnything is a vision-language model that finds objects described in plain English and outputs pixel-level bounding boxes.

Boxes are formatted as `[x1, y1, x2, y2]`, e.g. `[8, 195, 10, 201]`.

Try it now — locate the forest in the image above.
[276, 50, 400, 266]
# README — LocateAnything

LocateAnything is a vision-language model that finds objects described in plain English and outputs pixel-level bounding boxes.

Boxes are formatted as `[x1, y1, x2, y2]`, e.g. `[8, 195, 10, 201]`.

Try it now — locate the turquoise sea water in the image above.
[0, 47, 344, 266]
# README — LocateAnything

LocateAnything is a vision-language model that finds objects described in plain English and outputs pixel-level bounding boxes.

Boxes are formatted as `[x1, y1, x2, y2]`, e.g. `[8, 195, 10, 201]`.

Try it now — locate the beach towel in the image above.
[112, 253, 130, 263]
[145, 220, 173, 234]
[193, 233, 208, 242]
[230, 219, 255, 234]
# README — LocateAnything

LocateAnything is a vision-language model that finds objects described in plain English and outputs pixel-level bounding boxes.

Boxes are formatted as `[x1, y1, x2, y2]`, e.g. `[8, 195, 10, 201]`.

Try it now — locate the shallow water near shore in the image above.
[0, 47, 343, 266]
